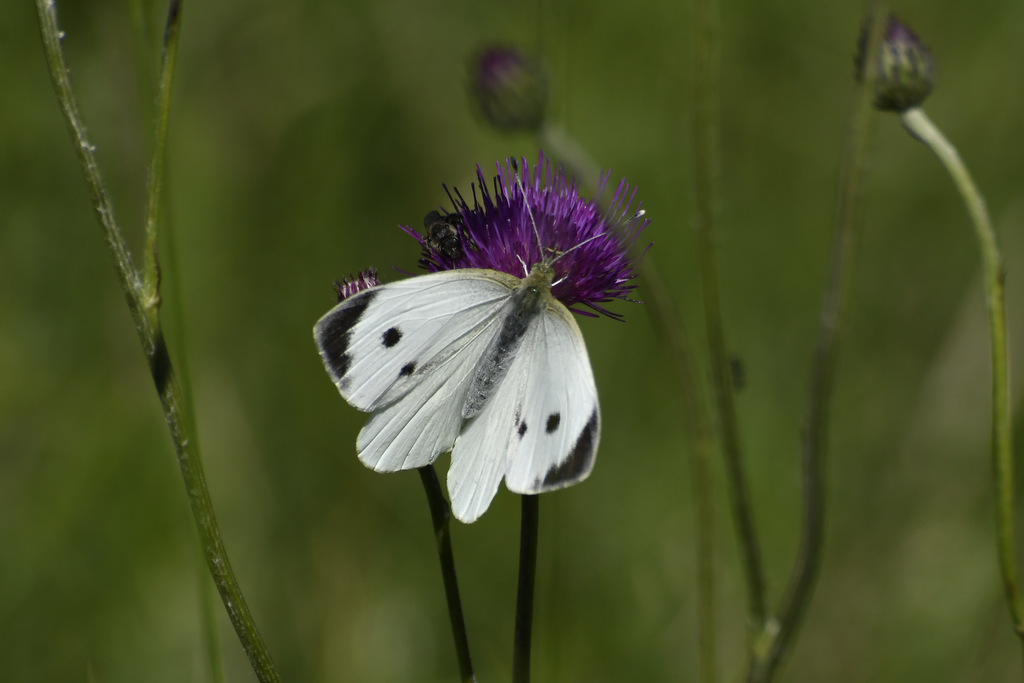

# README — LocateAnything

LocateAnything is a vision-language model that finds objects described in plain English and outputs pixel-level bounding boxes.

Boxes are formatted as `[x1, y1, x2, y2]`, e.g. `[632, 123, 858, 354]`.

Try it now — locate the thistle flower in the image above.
[469, 46, 549, 133]
[856, 15, 935, 112]
[403, 154, 649, 319]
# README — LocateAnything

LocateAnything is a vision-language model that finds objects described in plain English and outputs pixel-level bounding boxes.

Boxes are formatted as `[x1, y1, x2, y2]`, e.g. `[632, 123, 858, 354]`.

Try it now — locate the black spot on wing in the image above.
[545, 412, 561, 433]
[542, 410, 598, 487]
[382, 327, 402, 347]
[518, 421, 528, 438]
[399, 361, 416, 377]
[316, 291, 377, 380]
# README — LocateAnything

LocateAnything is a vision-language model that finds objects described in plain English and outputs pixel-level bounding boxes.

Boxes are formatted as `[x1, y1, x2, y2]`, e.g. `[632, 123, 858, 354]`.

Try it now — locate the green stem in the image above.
[541, 124, 719, 683]
[538, 123, 602, 195]
[748, 4, 883, 679]
[513, 495, 539, 683]
[141, 0, 183, 315]
[35, 2, 279, 680]
[197, 541, 226, 683]
[418, 466, 476, 683]
[642, 258, 717, 683]
[900, 106, 1024, 648]
[691, 0, 766, 631]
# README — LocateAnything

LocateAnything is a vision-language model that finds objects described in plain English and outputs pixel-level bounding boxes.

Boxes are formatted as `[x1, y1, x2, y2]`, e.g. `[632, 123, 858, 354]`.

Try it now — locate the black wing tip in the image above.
[541, 409, 600, 488]
[314, 290, 378, 382]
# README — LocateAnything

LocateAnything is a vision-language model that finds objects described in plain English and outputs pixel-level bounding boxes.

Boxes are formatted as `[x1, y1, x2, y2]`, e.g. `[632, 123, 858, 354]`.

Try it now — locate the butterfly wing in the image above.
[447, 295, 600, 523]
[314, 269, 520, 471]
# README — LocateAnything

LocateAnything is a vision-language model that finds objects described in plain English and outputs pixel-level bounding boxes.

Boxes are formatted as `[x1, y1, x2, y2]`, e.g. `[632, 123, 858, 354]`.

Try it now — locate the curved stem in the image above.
[900, 107, 1024, 653]
[691, 0, 766, 631]
[419, 466, 476, 683]
[513, 495, 540, 683]
[35, 2, 279, 680]
[748, 4, 883, 679]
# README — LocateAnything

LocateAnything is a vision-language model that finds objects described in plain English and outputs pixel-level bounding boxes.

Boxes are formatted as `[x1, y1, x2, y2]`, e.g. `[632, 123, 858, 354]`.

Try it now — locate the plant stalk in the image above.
[900, 106, 1024, 653]
[748, 3, 884, 679]
[419, 466, 476, 683]
[35, 2, 279, 679]
[691, 0, 766, 631]
[513, 495, 540, 683]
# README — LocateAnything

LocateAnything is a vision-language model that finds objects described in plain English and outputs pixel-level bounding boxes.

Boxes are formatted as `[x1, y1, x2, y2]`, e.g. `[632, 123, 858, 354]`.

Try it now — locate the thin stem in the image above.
[642, 258, 717, 683]
[900, 106, 1024, 648]
[538, 123, 602, 195]
[691, 0, 766, 630]
[748, 3, 884, 679]
[141, 0, 183, 314]
[149, 5, 225, 678]
[35, 2, 279, 680]
[513, 495, 540, 683]
[197, 541, 226, 683]
[418, 466, 476, 683]
[541, 124, 719, 683]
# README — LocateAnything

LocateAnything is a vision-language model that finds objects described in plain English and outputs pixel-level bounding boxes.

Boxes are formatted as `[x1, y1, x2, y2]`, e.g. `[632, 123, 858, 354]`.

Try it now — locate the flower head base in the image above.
[333, 268, 381, 302]
[403, 154, 649, 319]
[469, 46, 549, 133]
[856, 15, 935, 112]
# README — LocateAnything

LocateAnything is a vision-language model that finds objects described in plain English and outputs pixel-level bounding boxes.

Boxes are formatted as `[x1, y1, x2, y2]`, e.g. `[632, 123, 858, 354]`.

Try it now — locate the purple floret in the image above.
[334, 268, 381, 302]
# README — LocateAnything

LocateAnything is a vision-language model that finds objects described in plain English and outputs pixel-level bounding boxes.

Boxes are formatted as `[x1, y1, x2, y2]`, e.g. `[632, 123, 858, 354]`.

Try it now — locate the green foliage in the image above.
[4, 0, 1024, 680]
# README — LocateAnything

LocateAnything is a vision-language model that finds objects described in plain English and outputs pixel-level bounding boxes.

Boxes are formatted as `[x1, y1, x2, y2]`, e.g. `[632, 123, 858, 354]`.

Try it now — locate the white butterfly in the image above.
[313, 254, 600, 524]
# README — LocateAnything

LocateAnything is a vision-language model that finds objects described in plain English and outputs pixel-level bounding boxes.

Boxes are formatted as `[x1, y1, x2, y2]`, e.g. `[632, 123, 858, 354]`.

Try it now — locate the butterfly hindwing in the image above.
[355, 322, 498, 471]
[504, 299, 600, 494]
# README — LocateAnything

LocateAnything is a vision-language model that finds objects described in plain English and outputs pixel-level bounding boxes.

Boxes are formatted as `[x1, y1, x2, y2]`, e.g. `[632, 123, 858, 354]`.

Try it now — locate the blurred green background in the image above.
[4, 0, 1024, 680]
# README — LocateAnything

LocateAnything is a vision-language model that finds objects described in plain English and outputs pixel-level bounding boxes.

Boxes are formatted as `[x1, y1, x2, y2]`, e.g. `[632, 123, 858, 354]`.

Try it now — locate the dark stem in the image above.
[513, 495, 540, 683]
[418, 466, 476, 683]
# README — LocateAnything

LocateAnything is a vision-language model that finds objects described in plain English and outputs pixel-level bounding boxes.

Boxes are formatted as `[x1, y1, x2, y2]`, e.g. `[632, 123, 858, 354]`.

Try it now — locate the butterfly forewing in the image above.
[314, 269, 519, 412]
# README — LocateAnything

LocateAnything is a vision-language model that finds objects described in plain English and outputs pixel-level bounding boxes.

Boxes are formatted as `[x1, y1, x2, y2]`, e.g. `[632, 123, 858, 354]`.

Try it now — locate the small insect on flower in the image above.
[422, 210, 466, 262]
[314, 154, 648, 523]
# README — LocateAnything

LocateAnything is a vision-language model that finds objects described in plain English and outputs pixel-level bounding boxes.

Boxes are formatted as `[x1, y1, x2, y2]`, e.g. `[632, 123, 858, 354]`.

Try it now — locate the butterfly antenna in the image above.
[549, 232, 604, 266]
[509, 158, 544, 256]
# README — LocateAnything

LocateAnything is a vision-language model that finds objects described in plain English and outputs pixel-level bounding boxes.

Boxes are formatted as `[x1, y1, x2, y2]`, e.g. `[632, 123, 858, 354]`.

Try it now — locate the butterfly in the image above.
[314, 189, 603, 523]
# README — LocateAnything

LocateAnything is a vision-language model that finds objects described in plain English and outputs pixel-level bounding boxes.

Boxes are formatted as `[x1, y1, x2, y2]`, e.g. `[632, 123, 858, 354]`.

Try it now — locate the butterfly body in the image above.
[314, 260, 600, 523]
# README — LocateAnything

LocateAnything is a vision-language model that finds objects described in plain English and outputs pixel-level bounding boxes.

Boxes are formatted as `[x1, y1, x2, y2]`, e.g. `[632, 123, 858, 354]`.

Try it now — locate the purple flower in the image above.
[402, 154, 649, 319]
[333, 268, 381, 302]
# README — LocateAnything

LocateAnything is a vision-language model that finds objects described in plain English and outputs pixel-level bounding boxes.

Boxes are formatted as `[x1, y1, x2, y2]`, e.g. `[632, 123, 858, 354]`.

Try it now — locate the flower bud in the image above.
[469, 46, 548, 133]
[856, 15, 935, 112]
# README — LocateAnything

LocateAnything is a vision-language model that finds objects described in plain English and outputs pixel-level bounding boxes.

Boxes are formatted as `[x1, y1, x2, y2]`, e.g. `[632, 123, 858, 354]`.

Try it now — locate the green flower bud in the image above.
[856, 16, 936, 112]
